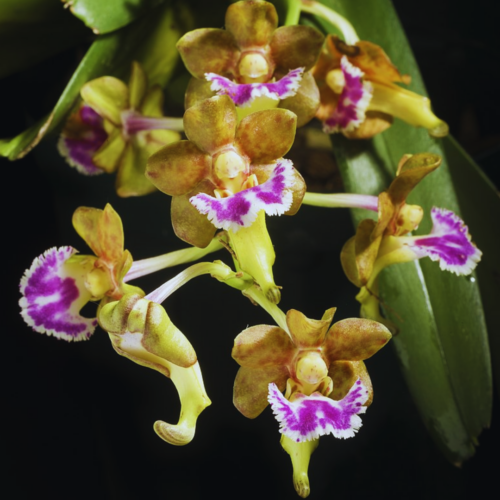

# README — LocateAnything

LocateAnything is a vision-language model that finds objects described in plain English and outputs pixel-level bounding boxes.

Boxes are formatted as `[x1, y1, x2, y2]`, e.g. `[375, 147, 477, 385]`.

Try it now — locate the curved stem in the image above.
[285, 0, 302, 26]
[244, 286, 290, 336]
[125, 238, 223, 282]
[303, 192, 379, 211]
[300, 0, 359, 44]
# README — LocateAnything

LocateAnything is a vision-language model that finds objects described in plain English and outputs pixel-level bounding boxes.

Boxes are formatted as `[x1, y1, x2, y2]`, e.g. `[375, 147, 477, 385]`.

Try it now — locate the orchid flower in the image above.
[99, 293, 211, 446]
[177, 0, 324, 124]
[312, 35, 449, 138]
[59, 62, 182, 197]
[147, 95, 305, 302]
[232, 307, 391, 496]
[340, 154, 482, 324]
[19, 204, 142, 341]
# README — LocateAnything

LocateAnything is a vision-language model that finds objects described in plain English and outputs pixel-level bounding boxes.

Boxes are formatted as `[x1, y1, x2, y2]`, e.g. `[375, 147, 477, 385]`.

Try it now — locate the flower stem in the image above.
[125, 238, 223, 282]
[285, 0, 302, 26]
[244, 286, 290, 336]
[122, 111, 184, 135]
[302, 192, 379, 211]
[299, 0, 359, 44]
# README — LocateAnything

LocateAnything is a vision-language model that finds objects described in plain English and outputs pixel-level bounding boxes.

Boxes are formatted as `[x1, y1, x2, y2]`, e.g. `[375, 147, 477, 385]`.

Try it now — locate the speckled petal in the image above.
[405, 208, 482, 275]
[329, 360, 373, 406]
[225, 0, 278, 49]
[177, 28, 240, 79]
[184, 95, 237, 155]
[171, 179, 218, 248]
[72, 204, 124, 263]
[232, 324, 295, 368]
[270, 25, 324, 72]
[146, 140, 211, 196]
[234, 365, 288, 419]
[268, 379, 368, 442]
[58, 105, 107, 176]
[279, 71, 320, 127]
[323, 318, 392, 361]
[236, 108, 296, 164]
[190, 159, 294, 232]
[206, 68, 303, 107]
[19, 247, 97, 341]
[286, 308, 335, 348]
[323, 57, 373, 133]
[184, 77, 216, 111]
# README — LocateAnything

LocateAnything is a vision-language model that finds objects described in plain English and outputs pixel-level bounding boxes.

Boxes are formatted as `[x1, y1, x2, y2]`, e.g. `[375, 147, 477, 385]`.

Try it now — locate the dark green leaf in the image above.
[320, 0, 492, 462]
[62, 0, 166, 35]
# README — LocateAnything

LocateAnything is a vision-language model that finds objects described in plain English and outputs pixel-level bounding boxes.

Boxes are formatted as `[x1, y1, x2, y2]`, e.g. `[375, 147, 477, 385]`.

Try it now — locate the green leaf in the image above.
[61, 0, 166, 35]
[0, 0, 89, 79]
[0, 2, 184, 161]
[319, 0, 492, 463]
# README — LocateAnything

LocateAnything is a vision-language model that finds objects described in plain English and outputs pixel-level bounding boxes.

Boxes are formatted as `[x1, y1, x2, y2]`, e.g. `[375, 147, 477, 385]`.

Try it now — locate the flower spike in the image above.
[268, 379, 369, 442]
[19, 247, 97, 341]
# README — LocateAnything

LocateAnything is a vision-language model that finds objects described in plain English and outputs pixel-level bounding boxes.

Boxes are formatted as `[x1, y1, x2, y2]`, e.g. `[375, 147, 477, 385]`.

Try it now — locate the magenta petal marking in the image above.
[189, 159, 294, 232]
[409, 207, 482, 275]
[19, 247, 97, 341]
[58, 105, 107, 176]
[268, 379, 369, 442]
[323, 56, 373, 134]
[205, 68, 304, 107]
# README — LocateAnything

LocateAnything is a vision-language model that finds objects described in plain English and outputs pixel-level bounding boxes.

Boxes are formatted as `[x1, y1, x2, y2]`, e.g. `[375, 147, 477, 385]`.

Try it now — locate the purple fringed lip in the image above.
[323, 56, 373, 134]
[268, 378, 368, 442]
[409, 207, 482, 275]
[189, 159, 294, 232]
[205, 68, 304, 107]
[58, 105, 107, 176]
[19, 247, 97, 341]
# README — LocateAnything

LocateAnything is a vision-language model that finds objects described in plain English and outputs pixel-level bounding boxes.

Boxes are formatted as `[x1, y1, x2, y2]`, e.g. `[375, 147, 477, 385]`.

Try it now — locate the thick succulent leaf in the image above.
[61, 0, 165, 35]
[0, 2, 182, 161]
[325, 0, 492, 462]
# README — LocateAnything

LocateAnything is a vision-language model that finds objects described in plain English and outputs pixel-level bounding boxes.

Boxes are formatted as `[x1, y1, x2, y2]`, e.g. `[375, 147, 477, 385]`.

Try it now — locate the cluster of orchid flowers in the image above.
[19, 1, 481, 497]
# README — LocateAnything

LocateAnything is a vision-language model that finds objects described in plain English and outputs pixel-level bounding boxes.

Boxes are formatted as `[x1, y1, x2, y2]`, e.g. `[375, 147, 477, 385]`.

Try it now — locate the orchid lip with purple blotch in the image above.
[190, 159, 294, 232]
[403, 207, 482, 275]
[268, 378, 369, 443]
[19, 247, 97, 341]
[58, 105, 107, 176]
[323, 56, 373, 134]
[205, 68, 304, 107]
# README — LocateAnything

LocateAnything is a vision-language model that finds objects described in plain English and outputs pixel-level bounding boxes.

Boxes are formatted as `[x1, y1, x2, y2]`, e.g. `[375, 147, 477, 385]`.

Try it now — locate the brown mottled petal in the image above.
[355, 219, 381, 285]
[146, 140, 211, 196]
[311, 42, 340, 81]
[286, 309, 332, 348]
[225, 0, 278, 49]
[340, 236, 361, 287]
[328, 360, 373, 406]
[315, 84, 339, 123]
[184, 77, 216, 111]
[233, 365, 289, 418]
[271, 25, 324, 72]
[373, 191, 394, 238]
[349, 39, 410, 85]
[232, 325, 295, 368]
[171, 179, 217, 248]
[324, 318, 392, 362]
[177, 28, 240, 79]
[388, 153, 442, 205]
[236, 108, 296, 164]
[129, 61, 147, 110]
[116, 143, 156, 198]
[184, 95, 237, 155]
[140, 85, 164, 117]
[72, 204, 123, 262]
[279, 71, 320, 127]
[343, 111, 393, 139]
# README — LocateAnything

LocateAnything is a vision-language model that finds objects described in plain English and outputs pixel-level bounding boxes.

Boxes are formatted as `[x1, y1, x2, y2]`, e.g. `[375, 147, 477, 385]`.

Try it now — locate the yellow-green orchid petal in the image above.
[129, 60, 147, 110]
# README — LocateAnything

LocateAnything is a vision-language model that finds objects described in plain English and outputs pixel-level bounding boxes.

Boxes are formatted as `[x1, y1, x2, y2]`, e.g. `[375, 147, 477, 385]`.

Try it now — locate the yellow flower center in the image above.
[213, 150, 249, 195]
[295, 352, 329, 385]
[326, 69, 345, 94]
[238, 52, 270, 84]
